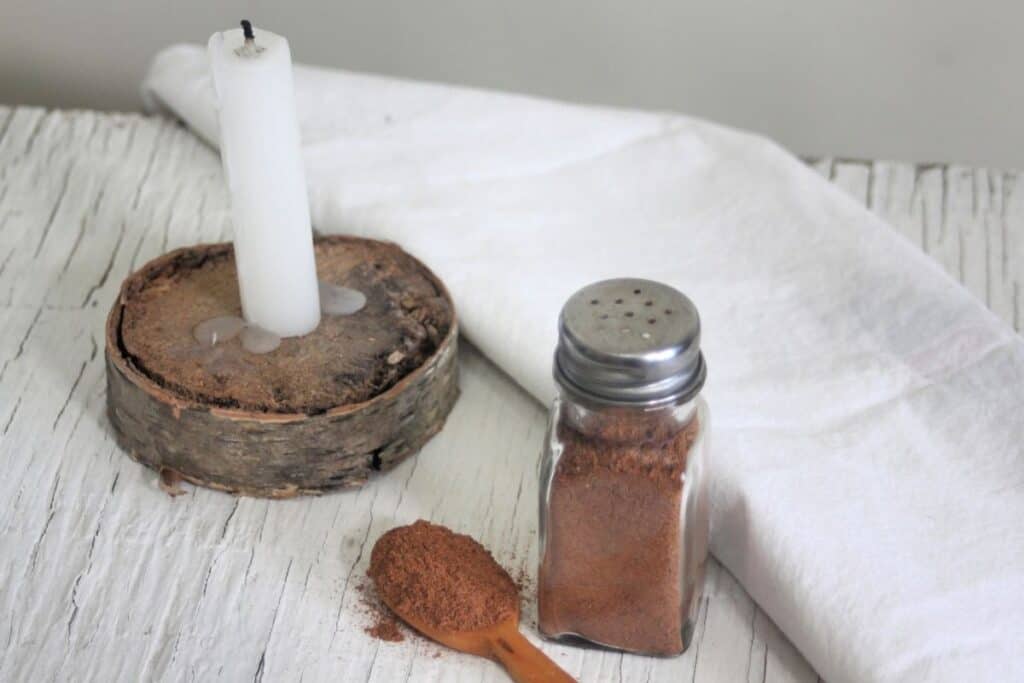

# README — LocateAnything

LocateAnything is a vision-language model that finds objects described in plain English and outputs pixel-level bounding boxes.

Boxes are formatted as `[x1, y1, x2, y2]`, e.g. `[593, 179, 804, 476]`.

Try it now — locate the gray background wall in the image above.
[2, 1, 1020, 167]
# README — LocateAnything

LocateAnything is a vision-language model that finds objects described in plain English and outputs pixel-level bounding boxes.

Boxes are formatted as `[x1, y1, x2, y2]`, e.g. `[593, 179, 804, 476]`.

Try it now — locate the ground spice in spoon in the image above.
[368, 520, 518, 632]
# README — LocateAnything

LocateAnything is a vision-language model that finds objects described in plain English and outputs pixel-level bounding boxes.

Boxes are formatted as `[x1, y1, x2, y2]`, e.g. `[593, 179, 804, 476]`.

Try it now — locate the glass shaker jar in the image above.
[537, 278, 710, 657]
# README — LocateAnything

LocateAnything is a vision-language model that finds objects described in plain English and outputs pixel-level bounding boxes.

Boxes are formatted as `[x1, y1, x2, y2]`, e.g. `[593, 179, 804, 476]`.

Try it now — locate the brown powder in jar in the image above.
[538, 410, 701, 656]
[368, 520, 519, 632]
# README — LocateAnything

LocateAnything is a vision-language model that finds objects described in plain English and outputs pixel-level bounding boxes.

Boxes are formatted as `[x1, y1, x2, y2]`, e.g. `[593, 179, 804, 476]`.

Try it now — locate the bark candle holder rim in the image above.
[104, 235, 459, 497]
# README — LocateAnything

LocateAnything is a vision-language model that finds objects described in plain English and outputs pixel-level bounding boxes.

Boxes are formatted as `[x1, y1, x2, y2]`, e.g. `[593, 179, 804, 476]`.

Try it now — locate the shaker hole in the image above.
[665, 309, 673, 315]
[644, 300, 653, 307]
[633, 289, 642, 295]
[648, 318, 657, 324]
[600, 314, 609, 320]
[625, 311, 634, 318]
[590, 299, 600, 305]
[614, 298, 624, 304]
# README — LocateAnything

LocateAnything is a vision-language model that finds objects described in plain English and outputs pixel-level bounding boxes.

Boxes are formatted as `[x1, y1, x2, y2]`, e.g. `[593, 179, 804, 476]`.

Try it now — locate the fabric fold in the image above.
[142, 44, 1024, 683]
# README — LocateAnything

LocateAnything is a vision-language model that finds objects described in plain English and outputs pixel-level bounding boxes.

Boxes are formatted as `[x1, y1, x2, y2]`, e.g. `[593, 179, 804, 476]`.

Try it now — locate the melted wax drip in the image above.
[192, 282, 363, 356]
[193, 315, 280, 354]
[193, 316, 246, 347]
[319, 280, 367, 316]
[239, 325, 281, 354]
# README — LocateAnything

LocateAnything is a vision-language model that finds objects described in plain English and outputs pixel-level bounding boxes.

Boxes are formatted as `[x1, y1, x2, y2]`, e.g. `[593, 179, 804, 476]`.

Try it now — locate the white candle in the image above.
[208, 21, 320, 338]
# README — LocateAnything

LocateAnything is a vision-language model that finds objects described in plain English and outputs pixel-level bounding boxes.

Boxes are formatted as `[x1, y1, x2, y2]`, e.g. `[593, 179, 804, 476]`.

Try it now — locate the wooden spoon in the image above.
[382, 599, 576, 683]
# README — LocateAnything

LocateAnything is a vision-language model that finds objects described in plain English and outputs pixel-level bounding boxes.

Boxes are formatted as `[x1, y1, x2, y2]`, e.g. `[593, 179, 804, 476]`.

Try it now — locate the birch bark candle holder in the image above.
[104, 235, 459, 497]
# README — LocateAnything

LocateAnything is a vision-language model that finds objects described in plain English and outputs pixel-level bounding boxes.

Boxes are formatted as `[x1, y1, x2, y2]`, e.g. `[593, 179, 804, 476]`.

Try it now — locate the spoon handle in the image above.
[488, 625, 576, 683]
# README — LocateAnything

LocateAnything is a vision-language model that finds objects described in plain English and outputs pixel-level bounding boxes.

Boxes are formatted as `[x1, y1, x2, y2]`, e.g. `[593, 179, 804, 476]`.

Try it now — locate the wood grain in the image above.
[1, 108, 1020, 682]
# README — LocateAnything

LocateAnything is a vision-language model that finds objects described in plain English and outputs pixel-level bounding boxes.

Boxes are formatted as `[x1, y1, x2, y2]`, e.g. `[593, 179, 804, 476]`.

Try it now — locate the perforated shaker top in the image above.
[554, 279, 706, 406]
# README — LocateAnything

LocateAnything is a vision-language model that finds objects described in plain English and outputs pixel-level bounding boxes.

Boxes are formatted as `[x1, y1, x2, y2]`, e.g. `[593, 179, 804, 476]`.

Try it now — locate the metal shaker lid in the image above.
[554, 278, 706, 406]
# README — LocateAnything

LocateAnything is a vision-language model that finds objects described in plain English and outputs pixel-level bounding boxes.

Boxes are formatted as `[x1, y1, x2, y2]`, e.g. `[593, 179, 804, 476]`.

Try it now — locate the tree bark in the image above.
[105, 237, 459, 497]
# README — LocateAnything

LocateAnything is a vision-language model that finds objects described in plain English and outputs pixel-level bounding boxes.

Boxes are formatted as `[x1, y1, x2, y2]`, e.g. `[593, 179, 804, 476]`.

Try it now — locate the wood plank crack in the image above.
[689, 595, 711, 683]
[33, 161, 75, 258]
[253, 559, 293, 683]
[330, 486, 380, 650]
[64, 494, 110, 645]
[0, 108, 16, 150]
[2, 396, 21, 435]
[219, 499, 240, 540]
[129, 124, 167, 211]
[0, 305, 43, 384]
[19, 112, 46, 158]
[80, 220, 126, 308]
[744, 602, 757, 682]
[52, 360, 88, 429]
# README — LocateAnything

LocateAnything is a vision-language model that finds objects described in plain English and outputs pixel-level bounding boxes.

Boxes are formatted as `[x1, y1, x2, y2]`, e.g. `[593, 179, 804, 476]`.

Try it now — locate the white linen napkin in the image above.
[142, 45, 1024, 682]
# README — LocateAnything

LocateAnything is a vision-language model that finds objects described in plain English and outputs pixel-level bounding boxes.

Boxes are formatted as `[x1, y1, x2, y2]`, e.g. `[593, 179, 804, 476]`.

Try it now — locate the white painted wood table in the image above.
[1, 107, 1021, 682]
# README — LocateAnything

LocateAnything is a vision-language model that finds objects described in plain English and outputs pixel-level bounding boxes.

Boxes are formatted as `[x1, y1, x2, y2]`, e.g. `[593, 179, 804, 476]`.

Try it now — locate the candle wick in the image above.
[235, 19, 265, 57]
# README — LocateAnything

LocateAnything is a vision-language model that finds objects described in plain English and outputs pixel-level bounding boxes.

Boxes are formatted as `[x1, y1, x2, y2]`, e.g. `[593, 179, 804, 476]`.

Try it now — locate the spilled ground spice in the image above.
[356, 581, 405, 643]
[368, 520, 519, 633]
[538, 409, 703, 656]
[366, 615, 404, 643]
